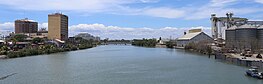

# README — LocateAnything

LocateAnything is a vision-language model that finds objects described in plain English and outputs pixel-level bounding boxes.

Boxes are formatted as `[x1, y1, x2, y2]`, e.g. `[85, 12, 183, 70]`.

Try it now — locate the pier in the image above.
[215, 53, 263, 70]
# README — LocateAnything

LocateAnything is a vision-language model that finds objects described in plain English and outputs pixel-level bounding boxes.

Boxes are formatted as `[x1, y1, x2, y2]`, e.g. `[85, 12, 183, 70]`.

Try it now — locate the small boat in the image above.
[246, 67, 263, 79]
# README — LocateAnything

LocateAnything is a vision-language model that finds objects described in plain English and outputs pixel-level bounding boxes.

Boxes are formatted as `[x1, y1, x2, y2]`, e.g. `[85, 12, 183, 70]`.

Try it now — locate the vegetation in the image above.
[32, 37, 45, 44]
[1, 37, 96, 59]
[11, 34, 27, 42]
[132, 38, 157, 47]
[7, 45, 64, 58]
[0, 46, 8, 55]
[184, 40, 213, 55]
[166, 41, 176, 48]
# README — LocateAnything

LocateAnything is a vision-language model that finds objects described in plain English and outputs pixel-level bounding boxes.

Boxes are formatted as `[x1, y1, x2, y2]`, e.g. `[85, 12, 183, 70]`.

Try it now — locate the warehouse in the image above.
[177, 29, 213, 47]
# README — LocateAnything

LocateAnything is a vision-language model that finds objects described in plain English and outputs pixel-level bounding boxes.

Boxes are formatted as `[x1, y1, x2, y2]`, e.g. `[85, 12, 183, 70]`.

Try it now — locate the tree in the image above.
[32, 37, 44, 44]
[12, 34, 27, 42]
[166, 41, 176, 48]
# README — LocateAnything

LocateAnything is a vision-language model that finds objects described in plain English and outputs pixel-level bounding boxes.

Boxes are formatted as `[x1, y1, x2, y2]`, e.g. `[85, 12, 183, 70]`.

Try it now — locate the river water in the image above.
[0, 45, 262, 84]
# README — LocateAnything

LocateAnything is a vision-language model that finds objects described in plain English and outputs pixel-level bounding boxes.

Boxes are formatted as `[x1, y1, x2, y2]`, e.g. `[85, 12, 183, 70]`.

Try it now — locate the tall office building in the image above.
[15, 18, 38, 34]
[48, 13, 68, 41]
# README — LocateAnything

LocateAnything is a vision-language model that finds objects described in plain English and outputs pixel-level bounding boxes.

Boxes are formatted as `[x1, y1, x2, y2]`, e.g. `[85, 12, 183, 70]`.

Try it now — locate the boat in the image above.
[246, 67, 263, 79]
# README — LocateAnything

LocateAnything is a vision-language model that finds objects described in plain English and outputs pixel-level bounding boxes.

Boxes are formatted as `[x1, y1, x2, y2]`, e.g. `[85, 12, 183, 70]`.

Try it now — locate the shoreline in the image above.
[0, 45, 96, 59]
[173, 46, 263, 70]
[215, 52, 263, 70]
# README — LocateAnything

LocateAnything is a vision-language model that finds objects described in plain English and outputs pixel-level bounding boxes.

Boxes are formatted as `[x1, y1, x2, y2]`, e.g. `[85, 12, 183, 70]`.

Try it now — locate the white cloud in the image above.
[210, 0, 237, 7]
[0, 22, 211, 39]
[184, 0, 263, 20]
[0, 22, 13, 30]
[0, 22, 14, 36]
[0, 0, 186, 19]
[255, 0, 263, 4]
[140, 0, 159, 3]
[38, 23, 48, 30]
[69, 23, 211, 39]
[0, 0, 260, 20]
[0, 0, 159, 11]
[1, 0, 262, 21]
[0, 0, 130, 11]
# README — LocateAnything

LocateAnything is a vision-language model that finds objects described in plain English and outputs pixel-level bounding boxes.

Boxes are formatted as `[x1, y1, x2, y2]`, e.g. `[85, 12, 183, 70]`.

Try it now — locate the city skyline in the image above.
[1, 0, 263, 39]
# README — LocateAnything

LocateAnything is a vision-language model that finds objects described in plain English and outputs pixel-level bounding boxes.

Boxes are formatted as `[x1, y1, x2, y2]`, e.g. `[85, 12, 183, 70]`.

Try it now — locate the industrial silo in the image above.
[257, 27, 263, 48]
[225, 28, 236, 49]
[235, 24, 257, 49]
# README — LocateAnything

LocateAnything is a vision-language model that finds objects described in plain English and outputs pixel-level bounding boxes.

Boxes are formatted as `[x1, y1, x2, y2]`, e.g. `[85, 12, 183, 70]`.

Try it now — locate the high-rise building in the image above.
[48, 13, 68, 41]
[15, 18, 38, 34]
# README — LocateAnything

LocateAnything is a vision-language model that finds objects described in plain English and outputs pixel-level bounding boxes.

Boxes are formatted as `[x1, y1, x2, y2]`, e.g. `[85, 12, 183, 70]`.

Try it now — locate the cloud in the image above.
[210, 0, 237, 7]
[0, 22, 13, 36]
[140, 0, 159, 3]
[69, 23, 211, 39]
[0, 22, 211, 39]
[0, 0, 186, 19]
[0, 0, 261, 20]
[255, 0, 263, 4]
[38, 23, 48, 29]
[0, 0, 129, 11]
[184, 0, 263, 20]
[0, 22, 13, 31]
[0, 0, 158, 11]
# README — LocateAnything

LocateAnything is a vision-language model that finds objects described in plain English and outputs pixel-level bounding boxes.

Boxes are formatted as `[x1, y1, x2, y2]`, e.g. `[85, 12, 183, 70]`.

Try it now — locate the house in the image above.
[177, 31, 213, 47]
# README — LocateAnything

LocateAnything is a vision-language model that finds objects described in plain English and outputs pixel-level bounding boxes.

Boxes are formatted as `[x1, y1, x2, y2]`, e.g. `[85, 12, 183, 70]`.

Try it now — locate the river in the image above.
[0, 45, 262, 84]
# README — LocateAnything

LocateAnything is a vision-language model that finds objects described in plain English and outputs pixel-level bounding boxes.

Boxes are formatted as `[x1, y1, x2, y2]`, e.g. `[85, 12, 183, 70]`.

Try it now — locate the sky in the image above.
[1, 0, 263, 39]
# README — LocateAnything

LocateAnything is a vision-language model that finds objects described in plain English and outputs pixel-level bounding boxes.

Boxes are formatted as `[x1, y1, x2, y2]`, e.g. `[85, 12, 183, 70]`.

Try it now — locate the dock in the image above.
[215, 53, 263, 70]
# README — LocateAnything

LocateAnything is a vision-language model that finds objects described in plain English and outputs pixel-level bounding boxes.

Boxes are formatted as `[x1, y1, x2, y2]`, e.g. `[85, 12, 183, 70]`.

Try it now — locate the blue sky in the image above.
[1, 0, 263, 39]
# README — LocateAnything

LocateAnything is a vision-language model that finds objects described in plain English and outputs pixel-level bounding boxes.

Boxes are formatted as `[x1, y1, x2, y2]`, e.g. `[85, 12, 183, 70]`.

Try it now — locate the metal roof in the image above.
[238, 24, 258, 28]
[177, 32, 202, 40]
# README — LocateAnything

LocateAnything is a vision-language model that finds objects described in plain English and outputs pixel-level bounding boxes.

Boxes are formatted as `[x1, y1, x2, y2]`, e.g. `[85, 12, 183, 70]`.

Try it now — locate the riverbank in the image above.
[215, 52, 263, 70]
[0, 55, 7, 59]
[1, 45, 96, 59]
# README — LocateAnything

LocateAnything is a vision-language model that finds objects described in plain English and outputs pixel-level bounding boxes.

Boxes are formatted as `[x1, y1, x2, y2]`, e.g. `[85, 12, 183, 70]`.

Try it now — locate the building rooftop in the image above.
[227, 25, 238, 30]
[15, 18, 35, 22]
[227, 24, 261, 30]
[238, 24, 258, 28]
[177, 32, 202, 40]
[49, 13, 68, 17]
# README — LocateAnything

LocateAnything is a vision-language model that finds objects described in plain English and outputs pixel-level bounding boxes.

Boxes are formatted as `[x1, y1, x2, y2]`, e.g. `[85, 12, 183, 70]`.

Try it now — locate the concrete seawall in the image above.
[215, 52, 263, 70]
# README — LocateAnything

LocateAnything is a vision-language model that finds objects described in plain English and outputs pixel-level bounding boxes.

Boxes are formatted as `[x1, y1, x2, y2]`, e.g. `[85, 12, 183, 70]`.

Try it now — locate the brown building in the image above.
[15, 18, 38, 34]
[48, 13, 68, 41]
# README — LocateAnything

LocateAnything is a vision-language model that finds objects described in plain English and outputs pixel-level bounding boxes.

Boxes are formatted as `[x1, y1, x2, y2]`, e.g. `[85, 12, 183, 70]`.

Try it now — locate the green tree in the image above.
[12, 34, 27, 42]
[32, 37, 44, 44]
[166, 41, 176, 48]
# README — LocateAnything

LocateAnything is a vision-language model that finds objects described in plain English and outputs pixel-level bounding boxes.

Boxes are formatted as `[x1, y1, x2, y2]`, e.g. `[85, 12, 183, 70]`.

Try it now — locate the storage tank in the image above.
[257, 28, 263, 48]
[225, 29, 236, 48]
[235, 25, 257, 48]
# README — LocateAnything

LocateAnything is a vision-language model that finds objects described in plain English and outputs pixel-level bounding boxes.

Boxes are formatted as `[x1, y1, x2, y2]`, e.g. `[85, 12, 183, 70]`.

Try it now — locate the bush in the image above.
[6, 39, 96, 58]
[132, 39, 157, 47]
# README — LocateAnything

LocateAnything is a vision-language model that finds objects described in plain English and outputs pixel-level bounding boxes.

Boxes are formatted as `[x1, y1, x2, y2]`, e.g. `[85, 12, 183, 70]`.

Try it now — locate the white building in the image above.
[74, 33, 100, 41]
[177, 32, 213, 47]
